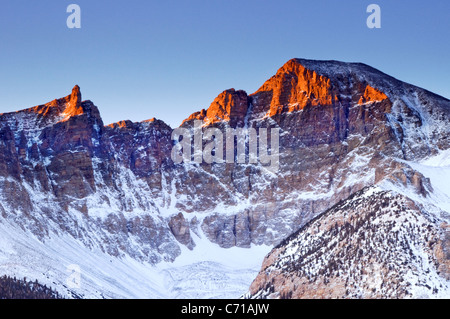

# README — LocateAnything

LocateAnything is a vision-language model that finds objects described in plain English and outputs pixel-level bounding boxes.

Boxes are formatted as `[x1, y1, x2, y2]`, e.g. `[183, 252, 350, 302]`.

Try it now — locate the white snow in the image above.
[0, 216, 271, 299]
[158, 234, 271, 299]
[388, 149, 450, 217]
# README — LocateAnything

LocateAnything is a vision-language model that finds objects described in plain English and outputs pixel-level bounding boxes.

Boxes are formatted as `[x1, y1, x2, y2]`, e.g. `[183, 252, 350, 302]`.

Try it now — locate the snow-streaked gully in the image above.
[171, 120, 280, 173]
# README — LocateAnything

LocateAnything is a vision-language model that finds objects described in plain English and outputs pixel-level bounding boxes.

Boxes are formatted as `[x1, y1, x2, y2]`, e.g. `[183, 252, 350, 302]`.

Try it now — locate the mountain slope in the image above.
[246, 186, 450, 299]
[0, 58, 449, 298]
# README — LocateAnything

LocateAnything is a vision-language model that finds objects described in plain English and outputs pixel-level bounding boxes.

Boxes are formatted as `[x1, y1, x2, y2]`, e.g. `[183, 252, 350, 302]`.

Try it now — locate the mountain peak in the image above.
[70, 85, 81, 104]
[182, 88, 249, 127]
[71, 84, 81, 95]
[181, 58, 397, 126]
[62, 85, 84, 119]
[0, 85, 104, 130]
[251, 58, 335, 117]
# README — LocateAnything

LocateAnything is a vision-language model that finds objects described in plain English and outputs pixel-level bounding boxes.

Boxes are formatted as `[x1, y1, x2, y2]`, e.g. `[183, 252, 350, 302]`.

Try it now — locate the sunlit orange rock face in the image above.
[358, 85, 388, 104]
[182, 59, 392, 129]
[182, 89, 249, 127]
[183, 109, 207, 124]
[107, 120, 134, 129]
[63, 85, 84, 118]
[182, 60, 334, 127]
[252, 59, 334, 117]
[142, 117, 156, 123]
[8, 85, 86, 123]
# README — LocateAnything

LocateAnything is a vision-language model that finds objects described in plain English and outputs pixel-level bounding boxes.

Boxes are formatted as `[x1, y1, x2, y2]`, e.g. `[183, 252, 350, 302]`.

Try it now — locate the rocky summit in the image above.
[0, 58, 449, 298]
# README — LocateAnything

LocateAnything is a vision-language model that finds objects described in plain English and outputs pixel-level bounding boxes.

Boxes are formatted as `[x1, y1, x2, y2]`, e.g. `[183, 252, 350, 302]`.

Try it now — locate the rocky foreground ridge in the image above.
[0, 58, 449, 298]
[246, 186, 449, 298]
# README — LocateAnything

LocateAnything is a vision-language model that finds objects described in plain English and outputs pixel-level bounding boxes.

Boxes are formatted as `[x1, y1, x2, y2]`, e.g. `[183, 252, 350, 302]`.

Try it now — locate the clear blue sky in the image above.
[0, 0, 449, 127]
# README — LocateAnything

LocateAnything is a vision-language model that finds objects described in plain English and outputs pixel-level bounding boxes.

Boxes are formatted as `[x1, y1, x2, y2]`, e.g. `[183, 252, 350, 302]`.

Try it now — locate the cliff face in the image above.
[0, 58, 449, 298]
[182, 89, 250, 127]
[180, 58, 449, 250]
[251, 59, 335, 117]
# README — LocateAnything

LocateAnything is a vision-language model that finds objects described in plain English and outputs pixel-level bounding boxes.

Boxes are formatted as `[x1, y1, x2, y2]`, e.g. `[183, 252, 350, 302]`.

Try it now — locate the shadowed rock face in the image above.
[0, 58, 449, 267]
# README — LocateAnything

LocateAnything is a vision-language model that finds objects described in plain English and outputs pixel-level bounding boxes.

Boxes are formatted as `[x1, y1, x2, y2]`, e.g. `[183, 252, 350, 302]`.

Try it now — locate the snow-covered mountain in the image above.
[0, 58, 449, 298]
[246, 183, 450, 299]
